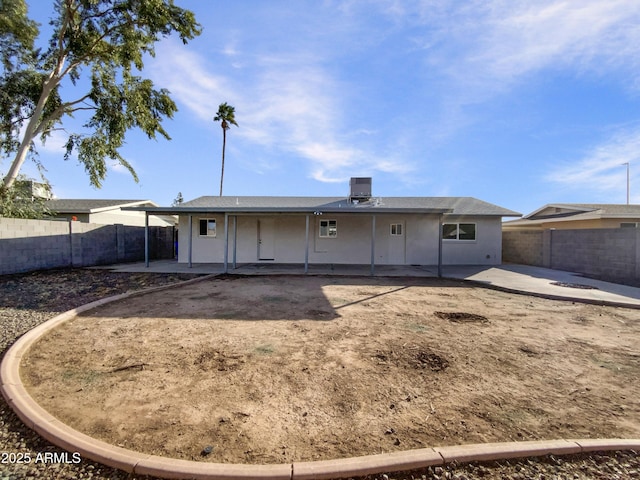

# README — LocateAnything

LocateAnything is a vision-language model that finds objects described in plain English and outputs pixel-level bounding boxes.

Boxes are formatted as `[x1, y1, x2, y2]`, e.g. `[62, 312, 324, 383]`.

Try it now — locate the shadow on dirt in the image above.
[77, 275, 471, 321]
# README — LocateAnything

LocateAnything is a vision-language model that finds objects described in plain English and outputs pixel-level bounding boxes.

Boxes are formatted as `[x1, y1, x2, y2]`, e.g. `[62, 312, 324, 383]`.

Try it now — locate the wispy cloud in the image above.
[246, 65, 416, 182]
[467, 0, 640, 88]
[361, 0, 640, 150]
[149, 43, 233, 123]
[147, 1, 640, 190]
[546, 126, 640, 196]
[413, 0, 640, 100]
[150, 40, 416, 183]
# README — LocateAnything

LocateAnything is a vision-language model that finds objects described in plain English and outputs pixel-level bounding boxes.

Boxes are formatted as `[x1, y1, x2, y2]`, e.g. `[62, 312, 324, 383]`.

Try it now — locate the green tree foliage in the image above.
[0, 0, 201, 192]
[213, 102, 238, 196]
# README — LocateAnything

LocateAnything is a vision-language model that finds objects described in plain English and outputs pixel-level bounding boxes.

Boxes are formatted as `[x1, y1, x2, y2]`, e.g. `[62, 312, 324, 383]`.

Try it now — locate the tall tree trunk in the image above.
[2, 77, 58, 190]
[219, 128, 226, 196]
[3, 52, 66, 190]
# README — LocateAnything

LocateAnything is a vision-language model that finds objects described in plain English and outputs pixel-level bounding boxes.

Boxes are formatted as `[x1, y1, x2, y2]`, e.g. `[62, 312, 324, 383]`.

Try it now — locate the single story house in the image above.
[46, 199, 176, 227]
[131, 178, 520, 273]
[502, 203, 640, 230]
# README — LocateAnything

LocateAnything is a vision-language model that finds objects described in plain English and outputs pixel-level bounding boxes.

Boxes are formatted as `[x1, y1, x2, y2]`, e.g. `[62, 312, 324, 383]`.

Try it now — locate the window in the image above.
[390, 223, 403, 236]
[443, 223, 476, 241]
[621, 222, 639, 228]
[199, 219, 217, 237]
[319, 219, 337, 238]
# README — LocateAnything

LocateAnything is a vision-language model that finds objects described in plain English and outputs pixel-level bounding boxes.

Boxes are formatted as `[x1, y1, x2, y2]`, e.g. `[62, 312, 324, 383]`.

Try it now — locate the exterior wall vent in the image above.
[349, 177, 372, 201]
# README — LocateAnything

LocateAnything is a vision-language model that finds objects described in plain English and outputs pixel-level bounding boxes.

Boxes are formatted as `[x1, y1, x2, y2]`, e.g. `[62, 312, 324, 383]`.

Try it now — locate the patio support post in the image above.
[188, 215, 193, 268]
[438, 213, 443, 278]
[224, 213, 229, 274]
[305, 214, 310, 274]
[371, 214, 376, 276]
[144, 212, 149, 267]
[232, 215, 237, 269]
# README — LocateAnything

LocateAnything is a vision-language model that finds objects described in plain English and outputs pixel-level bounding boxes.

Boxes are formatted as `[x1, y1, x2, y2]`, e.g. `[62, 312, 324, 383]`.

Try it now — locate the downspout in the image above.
[188, 215, 193, 268]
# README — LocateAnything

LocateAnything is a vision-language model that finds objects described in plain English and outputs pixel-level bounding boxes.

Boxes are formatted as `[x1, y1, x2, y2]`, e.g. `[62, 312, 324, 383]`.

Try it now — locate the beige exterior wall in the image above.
[504, 218, 640, 230]
[54, 209, 174, 227]
[178, 213, 502, 265]
[90, 210, 174, 227]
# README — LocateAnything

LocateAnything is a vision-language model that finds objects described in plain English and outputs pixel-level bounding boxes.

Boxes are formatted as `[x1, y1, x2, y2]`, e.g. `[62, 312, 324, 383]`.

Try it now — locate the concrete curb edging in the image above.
[2, 276, 639, 480]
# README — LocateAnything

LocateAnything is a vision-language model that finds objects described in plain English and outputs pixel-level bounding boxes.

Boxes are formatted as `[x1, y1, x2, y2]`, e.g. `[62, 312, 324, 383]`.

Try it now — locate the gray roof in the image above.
[46, 199, 158, 213]
[504, 203, 640, 226]
[531, 203, 640, 217]
[132, 196, 520, 217]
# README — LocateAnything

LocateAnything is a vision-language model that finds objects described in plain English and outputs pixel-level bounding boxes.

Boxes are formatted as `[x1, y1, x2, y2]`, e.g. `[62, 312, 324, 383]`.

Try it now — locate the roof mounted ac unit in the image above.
[349, 177, 372, 201]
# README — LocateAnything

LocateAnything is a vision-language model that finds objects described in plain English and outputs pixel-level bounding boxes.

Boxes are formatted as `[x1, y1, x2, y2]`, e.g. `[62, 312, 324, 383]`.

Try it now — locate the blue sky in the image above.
[11, 0, 640, 215]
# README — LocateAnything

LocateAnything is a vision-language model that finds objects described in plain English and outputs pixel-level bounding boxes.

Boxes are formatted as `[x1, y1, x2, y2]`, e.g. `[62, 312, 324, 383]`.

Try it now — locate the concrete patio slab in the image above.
[94, 260, 640, 307]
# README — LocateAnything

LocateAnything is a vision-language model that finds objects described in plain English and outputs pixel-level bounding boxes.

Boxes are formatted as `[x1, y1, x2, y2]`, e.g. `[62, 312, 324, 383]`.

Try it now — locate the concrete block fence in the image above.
[0, 217, 174, 275]
[503, 228, 640, 284]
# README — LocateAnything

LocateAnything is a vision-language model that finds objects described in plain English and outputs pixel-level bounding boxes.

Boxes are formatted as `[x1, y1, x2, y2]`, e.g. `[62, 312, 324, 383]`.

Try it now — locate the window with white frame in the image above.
[390, 223, 403, 236]
[199, 219, 217, 237]
[319, 219, 337, 238]
[443, 223, 476, 241]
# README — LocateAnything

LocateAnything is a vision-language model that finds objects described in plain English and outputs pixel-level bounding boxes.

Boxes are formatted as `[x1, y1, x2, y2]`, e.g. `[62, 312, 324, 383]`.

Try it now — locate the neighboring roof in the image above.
[46, 199, 158, 214]
[503, 203, 640, 227]
[127, 196, 521, 217]
[527, 203, 640, 218]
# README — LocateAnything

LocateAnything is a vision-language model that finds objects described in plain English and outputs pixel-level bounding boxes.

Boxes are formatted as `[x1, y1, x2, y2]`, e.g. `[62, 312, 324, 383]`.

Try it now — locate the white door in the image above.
[388, 221, 406, 264]
[258, 218, 275, 260]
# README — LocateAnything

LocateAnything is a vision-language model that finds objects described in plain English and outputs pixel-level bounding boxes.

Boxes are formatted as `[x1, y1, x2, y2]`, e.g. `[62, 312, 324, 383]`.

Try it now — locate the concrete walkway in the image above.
[444, 264, 640, 307]
[95, 260, 640, 307]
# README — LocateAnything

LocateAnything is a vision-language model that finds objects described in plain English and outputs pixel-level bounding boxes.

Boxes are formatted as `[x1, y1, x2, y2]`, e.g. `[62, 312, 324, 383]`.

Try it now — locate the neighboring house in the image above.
[133, 178, 520, 270]
[503, 204, 640, 230]
[46, 199, 176, 227]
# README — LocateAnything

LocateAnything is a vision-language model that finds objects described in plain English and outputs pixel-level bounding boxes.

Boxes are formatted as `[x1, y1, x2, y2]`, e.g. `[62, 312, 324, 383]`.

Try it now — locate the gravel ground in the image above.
[1, 268, 638, 480]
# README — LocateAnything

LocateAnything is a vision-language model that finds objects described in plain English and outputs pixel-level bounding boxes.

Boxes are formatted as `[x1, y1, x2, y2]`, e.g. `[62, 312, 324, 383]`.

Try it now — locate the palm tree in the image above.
[213, 103, 238, 196]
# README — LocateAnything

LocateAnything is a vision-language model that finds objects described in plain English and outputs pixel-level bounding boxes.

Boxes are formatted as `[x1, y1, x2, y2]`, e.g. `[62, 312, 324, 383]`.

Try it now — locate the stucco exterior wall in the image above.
[442, 216, 503, 265]
[90, 210, 173, 227]
[178, 213, 501, 265]
[53, 209, 174, 227]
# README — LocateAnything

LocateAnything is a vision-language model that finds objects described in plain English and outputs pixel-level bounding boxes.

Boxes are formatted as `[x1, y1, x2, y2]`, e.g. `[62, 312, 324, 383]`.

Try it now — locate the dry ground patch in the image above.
[21, 275, 640, 464]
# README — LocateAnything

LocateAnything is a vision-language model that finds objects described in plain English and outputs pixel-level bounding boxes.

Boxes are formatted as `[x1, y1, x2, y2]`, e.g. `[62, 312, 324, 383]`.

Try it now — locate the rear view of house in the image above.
[135, 178, 520, 270]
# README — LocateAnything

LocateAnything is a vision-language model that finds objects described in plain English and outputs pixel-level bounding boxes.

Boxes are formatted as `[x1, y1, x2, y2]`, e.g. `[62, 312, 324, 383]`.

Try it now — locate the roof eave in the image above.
[89, 200, 157, 213]
[125, 206, 456, 215]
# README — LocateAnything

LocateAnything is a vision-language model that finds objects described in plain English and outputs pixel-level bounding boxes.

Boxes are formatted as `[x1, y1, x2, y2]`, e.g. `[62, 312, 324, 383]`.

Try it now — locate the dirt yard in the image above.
[20, 275, 640, 465]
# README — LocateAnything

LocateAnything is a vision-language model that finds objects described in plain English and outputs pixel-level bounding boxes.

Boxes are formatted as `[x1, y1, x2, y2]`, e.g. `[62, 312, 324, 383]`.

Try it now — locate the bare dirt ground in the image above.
[20, 274, 640, 466]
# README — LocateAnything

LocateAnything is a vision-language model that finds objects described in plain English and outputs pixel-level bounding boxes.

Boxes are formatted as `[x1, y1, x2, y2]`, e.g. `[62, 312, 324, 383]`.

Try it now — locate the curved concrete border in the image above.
[1, 276, 639, 480]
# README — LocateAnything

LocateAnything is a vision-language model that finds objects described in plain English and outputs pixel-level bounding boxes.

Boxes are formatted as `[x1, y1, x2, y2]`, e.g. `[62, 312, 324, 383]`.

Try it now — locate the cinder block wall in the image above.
[0, 218, 174, 275]
[0, 218, 72, 274]
[502, 230, 543, 266]
[503, 228, 640, 283]
[548, 228, 638, 281]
